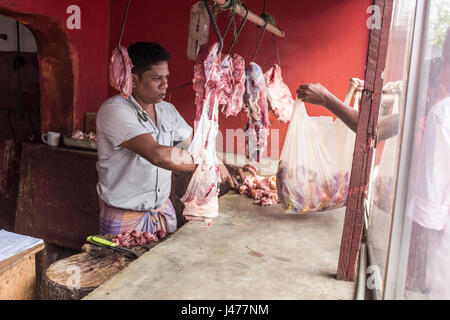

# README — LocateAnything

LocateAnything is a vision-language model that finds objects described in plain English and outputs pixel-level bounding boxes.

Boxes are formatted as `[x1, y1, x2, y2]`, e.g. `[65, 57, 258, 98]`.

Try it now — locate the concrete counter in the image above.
[85, 193, 356, 300]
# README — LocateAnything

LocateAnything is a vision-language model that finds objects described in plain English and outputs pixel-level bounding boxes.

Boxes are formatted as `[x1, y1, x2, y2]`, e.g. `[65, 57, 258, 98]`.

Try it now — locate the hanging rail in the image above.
[211, 0, 285, 37]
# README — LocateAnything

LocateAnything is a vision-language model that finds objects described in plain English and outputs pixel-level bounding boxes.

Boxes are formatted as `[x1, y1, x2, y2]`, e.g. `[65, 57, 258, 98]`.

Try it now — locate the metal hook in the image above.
[118, 0, 131, 51]
[7, 110, 16, 139]
[227, 4, 248, 54]
[251, 18, 267, 62]
[203, 0, 223, 54]
[272, 32, 281, 66]
[222, 7, 235, 40]
[168, 81, 194, 102]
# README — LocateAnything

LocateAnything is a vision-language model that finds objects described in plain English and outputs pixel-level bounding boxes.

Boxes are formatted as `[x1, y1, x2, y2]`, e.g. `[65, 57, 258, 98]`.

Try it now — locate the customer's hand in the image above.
[296, 83, 333, 107]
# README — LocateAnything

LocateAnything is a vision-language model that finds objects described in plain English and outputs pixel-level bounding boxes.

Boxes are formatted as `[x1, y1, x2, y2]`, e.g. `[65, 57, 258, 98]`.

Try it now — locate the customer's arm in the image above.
[297, 83, 399, 140]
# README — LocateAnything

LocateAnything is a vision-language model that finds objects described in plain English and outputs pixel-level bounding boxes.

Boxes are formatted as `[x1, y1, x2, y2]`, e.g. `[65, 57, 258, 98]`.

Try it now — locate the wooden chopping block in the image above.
[41, 250, 130, 300]
[41, 235, 163, 300]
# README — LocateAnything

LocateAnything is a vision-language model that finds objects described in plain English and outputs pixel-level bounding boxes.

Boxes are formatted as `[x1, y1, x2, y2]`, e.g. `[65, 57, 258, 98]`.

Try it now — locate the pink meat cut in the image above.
[109, 46, 134, 98]
[182, 42, 222, 225]
[243, 62, 270, 161]
[264, 64, 294, 123]
[218, 54, 245, 117]
[239, 175, 279, 206]
[112, 229, 165, 248]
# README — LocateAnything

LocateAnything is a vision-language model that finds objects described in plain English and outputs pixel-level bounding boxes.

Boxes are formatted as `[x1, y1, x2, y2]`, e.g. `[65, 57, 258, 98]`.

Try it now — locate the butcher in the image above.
[96, 42, 256, 236]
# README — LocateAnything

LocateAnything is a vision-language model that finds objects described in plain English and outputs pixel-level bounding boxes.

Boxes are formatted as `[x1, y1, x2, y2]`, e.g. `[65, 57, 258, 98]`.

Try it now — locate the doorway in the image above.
[0, 15, 40, 231]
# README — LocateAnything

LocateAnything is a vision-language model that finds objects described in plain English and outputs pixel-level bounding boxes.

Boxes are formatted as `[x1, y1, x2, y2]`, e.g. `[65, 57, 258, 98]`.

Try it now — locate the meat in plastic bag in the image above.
[276, 99, 355, 214]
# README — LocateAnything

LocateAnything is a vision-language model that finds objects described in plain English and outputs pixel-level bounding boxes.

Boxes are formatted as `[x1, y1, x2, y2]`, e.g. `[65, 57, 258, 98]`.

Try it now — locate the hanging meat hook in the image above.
[226, 4, 248, 54]
[118, 0, 131, 51]
[203, 0, 223, 54]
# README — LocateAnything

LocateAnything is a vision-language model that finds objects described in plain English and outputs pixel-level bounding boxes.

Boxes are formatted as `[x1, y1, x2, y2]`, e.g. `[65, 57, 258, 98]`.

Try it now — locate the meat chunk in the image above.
[264, 64, 294, 122]
[219, 53, 245, 117]
[112, 230, 160, 248]
[239, 174, 279, 206]
[182, 42, 222, 225]
[71, 130, 97, 141]
[193, 42, 221, 121]
[243, 62, 270, 162]
[109, 46, 134, 98]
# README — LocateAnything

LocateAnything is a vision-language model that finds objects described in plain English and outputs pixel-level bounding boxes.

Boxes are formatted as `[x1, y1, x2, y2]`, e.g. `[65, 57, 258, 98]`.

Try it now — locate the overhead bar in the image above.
[212, 0, 285, 38]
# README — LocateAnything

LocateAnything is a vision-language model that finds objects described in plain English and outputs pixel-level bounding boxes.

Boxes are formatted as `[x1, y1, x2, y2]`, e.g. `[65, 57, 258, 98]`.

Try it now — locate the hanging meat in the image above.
[109, 46, 134, 99]
[192, 42, 221, 121]
[0, 139, 21, 198]
[264, 64, 294, 123]
[218, 54, 246, 117]
[217, 54, 233, 109]
[181, 42, 222, 225]
[243, 62, 270, 162]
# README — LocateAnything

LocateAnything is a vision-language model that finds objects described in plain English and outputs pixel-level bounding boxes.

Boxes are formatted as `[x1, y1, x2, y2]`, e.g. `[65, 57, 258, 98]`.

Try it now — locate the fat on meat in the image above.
[243, 62, 270, 161]
[264, 64, 294, 122]
[182, 42, 222, 225]
[109, 46, 133, 98]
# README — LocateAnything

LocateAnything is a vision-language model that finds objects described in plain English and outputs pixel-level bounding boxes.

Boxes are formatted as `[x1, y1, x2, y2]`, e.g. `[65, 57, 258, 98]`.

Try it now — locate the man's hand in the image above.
[219, 163, 236, 189]
[296, 83, 334, 107]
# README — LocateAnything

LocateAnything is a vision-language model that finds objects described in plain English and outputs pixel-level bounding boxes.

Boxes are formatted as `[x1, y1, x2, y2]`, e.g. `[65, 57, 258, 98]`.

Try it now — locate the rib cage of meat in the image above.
[243, 62, 270, 161]
[264, 64, 295, 123]
[181, 42, 222, 225]
[109, 46, 133, 98]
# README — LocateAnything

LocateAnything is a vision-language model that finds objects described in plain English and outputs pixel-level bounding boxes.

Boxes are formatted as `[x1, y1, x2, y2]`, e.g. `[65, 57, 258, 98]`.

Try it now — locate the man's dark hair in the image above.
[127, 42, 171, 77]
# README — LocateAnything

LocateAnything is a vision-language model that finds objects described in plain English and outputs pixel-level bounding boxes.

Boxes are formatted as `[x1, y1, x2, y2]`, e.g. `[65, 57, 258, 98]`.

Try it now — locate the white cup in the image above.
[42, 132, 61, 147]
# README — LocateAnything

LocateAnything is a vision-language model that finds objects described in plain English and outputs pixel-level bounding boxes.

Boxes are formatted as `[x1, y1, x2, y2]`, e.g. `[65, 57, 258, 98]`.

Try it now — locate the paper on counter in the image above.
[0, 230, 44, 262]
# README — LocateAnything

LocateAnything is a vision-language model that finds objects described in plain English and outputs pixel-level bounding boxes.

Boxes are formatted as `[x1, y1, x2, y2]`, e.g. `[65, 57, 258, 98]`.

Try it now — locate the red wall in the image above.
[0, 0, 370, 155]
[0, 0, 111, 133]
[109, 0, 371, 158]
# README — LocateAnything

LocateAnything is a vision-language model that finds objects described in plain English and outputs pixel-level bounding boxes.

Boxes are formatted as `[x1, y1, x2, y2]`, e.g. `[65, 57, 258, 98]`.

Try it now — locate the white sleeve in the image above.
[97, 104, 150, 148]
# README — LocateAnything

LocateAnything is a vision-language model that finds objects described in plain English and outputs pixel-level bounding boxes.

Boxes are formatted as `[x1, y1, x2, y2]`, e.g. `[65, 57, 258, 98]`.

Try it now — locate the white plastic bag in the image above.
[277, 88, 360, 214]
[372, 91, 400, 212]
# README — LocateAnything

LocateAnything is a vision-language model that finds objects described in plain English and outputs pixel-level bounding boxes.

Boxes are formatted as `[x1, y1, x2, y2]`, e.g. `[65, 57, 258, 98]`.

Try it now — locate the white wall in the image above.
[0, 15, 37, 52]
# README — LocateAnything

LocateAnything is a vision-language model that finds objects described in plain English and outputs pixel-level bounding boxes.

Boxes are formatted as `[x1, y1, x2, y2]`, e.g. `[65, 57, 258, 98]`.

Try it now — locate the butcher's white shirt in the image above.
[96, 95, 193, 211]
[407, 96, 450, 299]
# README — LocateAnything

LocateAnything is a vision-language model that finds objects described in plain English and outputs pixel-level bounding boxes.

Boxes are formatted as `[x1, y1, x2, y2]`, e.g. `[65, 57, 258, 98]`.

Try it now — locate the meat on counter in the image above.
[71, 130, 97, 142]
[239, 174, 279, 206]
[112, 229, 166, 248]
